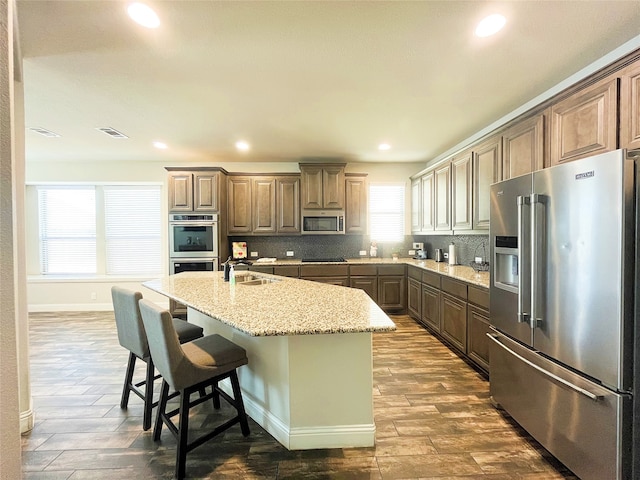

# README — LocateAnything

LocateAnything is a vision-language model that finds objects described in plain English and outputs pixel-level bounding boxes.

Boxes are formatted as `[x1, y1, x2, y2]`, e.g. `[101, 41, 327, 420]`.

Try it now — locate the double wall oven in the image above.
[169, 213, 219, 271]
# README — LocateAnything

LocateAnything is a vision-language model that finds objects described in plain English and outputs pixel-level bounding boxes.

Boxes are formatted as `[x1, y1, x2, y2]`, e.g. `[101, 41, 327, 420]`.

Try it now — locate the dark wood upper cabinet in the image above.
[227, 176, 252, 234]
[300, 164, 345, 209]
[167, 170, 221, 213]
[472, 136, 501, 230]
[550, 76, 619, 166]
[345, 174, 368, 234]
[434, 162, 451, 232]
[451, 149, 472, 231]
[276, 176, 300, 234]
[502, 114, 545, 179]
[252, 177, 277, 234]
[621, 61, 640, 151]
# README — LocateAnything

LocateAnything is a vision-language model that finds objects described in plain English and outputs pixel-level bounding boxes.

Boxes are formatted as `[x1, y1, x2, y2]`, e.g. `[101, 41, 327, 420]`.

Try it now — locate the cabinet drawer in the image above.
[305, 276, 349, 287]
[421, 270, 441, 288]
[468, 285, 489, 310]
[273, 266, 299, 278]
[250, 265, 274, 274]
[300, 264, 349, 277]
[350, 264, 377, 276]
[378, 264, 406, 276]
[441, 276, 467, 300]
[408, 266, 422, 281]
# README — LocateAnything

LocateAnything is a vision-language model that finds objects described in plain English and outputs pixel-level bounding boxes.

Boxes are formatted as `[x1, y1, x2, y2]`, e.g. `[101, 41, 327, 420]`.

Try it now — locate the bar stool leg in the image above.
[176, 389, 191, 480]
[230, 371, 250, 437]
[153, 380, 170, 442]
[212, 380, 221, 409]
[142, 358, 155, 431]
[120, 352, 136, 409]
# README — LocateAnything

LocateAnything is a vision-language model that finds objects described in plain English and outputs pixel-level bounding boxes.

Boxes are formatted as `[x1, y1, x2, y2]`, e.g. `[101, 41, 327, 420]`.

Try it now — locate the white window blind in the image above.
[104, 186, 162, 275]
[38, 187, 97, 274]
[369, 184, 405, 242]
[37, 185, 162, 276]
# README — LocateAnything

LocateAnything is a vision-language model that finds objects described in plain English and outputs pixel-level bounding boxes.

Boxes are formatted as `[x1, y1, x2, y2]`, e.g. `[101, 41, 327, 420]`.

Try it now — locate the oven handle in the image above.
[170, 222, 217, 226]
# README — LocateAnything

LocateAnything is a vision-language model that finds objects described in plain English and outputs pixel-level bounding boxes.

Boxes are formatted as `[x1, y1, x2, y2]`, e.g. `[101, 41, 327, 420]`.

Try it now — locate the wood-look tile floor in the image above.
[22, 312, 578, 479]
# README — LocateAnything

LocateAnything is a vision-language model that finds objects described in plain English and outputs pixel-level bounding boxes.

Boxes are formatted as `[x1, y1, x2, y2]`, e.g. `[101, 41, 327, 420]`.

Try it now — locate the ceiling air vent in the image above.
[96, 127, 128, 139]
[28, 127, 61, 137]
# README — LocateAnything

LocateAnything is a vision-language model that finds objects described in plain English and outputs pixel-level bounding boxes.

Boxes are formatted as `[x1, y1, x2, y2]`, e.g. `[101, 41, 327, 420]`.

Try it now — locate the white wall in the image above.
[1, 0, 24, 476]
[25, 159, 424, 311]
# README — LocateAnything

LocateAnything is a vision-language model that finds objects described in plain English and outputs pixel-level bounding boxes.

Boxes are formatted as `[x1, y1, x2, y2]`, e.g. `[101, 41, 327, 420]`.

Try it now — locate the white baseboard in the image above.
[288, 424, 376, 450]
[219, 379, 375, 450]
[20, 408, 34, 434]
[28, 303, 114, 312]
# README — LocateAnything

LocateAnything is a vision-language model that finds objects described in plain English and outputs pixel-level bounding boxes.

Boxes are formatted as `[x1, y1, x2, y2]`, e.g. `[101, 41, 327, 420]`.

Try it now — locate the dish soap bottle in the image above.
[229, 265, 235, 285]
[223, 256, 232, 281]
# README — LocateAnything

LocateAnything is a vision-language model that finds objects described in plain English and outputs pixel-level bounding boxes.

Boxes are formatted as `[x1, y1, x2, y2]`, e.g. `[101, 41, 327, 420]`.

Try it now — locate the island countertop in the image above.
[143, 271, 396, 337]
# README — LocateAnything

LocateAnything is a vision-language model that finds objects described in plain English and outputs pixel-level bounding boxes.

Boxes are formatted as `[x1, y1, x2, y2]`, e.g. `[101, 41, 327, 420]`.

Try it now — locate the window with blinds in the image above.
[369, 184, 405, 242]
[104, 186, 162, 275]
[38, 187, 97, 274]
[37, 185, 162, 276]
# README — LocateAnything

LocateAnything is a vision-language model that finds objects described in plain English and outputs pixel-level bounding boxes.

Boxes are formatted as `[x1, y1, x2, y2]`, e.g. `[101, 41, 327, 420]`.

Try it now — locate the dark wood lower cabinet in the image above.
[421, 284, 440, 332]
[350, 276, 378, 302]
[467, 305, 491, 372]
[378, 275, 406, 313]
[407, 278, 422, 318]
[273, 265, 299, 277]
[304, 276, 349, 286]
[440, 293, 467, 353]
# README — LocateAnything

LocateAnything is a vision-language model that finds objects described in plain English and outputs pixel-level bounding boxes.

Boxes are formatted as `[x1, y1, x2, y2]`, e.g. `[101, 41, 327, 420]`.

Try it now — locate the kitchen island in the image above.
[143, 271, 395, 450]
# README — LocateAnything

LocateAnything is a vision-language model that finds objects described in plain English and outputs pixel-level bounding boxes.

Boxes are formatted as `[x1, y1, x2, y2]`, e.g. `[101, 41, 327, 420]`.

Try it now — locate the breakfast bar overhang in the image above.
[143, 271, 396, 450]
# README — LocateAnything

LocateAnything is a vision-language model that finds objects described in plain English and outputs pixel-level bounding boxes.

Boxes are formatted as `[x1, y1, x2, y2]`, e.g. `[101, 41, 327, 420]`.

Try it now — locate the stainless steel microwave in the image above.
[301, 210, 345, 235]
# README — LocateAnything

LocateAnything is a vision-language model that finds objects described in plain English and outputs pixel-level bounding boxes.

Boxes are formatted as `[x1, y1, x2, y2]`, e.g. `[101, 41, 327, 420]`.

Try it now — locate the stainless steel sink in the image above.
[235, 274, 280, 286]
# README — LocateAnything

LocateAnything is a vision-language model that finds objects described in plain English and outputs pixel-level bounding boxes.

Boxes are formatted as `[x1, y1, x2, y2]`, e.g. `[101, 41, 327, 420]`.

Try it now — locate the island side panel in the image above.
[288, 331, 375, 449]
[187, 307, 293, 448]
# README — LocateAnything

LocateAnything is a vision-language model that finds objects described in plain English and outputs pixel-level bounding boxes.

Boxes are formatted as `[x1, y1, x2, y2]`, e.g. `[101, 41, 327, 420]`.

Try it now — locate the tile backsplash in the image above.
[228, 233, 488, 267]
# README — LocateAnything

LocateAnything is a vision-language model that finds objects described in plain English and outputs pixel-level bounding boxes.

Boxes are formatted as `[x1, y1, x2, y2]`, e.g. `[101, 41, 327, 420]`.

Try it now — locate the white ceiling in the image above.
[16, 1, 640, 165]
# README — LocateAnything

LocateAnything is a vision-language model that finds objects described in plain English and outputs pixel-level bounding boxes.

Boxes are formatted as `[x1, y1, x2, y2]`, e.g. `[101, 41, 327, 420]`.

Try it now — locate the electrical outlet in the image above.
[90, 292, 97, 300]
[286, 251, 294, 257]
[359, 250, 367, 256]
[412, 242, 424, 250]
[408, 249, 416, 256]
[250, 251, 259, 257]
[443, 252, 449, 259]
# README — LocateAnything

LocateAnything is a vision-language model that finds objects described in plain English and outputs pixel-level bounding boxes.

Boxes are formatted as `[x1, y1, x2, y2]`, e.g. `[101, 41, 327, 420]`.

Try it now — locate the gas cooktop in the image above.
[301, 257, 347, 263]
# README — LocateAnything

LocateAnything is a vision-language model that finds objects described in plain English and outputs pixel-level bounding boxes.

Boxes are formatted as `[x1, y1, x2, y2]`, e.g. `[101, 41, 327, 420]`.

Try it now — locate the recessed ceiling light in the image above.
[378, 143, 391, 151]
[475, 14, 506, 37]
[127, 2, 160, 29]
[235, 140, 250, 152]
[153, 141, 168, 149]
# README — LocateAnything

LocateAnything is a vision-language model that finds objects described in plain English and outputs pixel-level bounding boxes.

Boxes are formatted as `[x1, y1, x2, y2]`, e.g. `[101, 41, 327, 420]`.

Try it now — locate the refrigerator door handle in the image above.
[517, 195, 530, 324]
[529, 193, 543, 329]
[487, 333, 604, 402]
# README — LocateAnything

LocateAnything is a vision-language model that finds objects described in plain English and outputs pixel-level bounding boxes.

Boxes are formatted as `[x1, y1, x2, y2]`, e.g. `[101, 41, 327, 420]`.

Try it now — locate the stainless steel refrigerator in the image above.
[489, 149, 637, 480]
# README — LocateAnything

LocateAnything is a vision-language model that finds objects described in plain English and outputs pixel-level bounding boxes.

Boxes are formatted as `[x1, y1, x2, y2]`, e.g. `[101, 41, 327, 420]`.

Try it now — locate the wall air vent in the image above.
[28, 127, 61, 137]
[96, 127, 128, 139]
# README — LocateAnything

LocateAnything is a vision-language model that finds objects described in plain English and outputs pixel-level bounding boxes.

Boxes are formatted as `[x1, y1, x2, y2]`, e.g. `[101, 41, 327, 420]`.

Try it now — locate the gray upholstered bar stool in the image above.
[138, 299, 250, 480]
[111, 286, 204, 430]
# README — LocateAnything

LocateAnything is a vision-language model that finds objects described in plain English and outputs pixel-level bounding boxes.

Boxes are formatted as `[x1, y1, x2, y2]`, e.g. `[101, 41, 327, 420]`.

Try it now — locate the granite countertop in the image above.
[252, 258, 490, 289]
[143, 271, 396, 337]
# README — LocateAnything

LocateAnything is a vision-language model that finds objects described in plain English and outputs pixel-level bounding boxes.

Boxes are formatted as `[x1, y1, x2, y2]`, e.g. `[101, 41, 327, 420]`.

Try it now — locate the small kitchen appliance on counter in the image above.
[412, 242, 427, 259]
[434, 249, 444, 262]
